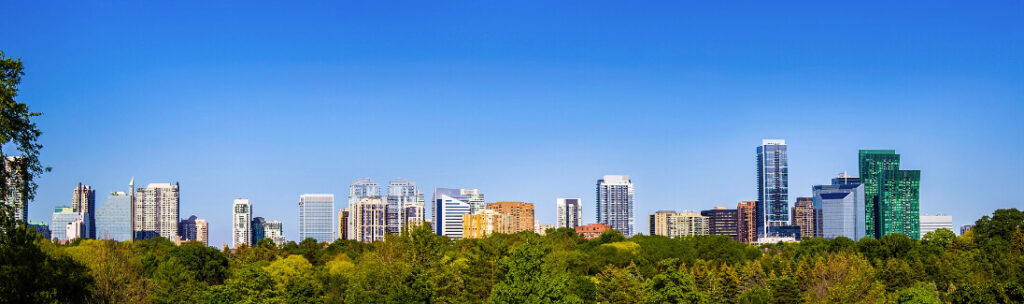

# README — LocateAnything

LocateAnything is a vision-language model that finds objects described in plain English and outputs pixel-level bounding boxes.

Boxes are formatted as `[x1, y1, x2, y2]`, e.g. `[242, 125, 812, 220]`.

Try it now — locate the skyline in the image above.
[3, 2, 1022, 247]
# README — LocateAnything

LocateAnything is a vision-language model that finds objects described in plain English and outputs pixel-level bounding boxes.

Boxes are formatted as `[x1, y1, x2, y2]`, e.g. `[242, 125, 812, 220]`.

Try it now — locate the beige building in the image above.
[350, 197, 386, 243]
[649, 210, 709, 237]
[791, 197, 816, 239]
[738, 201, 757, 244]
[195, 219, 208, 246]
[462, 209, 511, 239]
[486, 201, 535, 233]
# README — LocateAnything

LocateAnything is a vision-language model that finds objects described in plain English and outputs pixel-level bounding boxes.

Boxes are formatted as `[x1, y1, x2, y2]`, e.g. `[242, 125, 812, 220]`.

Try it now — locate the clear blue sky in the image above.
[3, 1, 1022, 247]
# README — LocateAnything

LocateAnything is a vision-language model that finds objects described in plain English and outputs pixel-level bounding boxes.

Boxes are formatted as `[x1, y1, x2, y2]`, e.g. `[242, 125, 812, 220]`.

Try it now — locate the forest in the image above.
[1, 208, 1023, 303]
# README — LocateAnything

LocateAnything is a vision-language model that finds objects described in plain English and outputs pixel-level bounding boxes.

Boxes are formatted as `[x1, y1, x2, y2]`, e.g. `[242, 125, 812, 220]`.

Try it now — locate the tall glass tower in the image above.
[95, 192, 131, 241]
[597, 175, 634, 236]
[756, 139, 789, 239]
[859, 150, 921, 239]
[299, 194, 335, 243]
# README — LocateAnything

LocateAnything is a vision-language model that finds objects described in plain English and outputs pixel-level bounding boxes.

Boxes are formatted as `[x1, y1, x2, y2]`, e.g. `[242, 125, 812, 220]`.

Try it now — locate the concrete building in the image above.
[486, 201, 535, 233]
[791, 197, 816, 239]
[298, 194, 335, 243]
[96, 192, 131, 241]
[350, 196, 387, 243]
[650, 210, 708, 237]
[535, 223, 554, 235]
[737, 201, 757, 244]
[576, 223, 615, 239]
[920, 215, 954, 238]
[386, 179, 425, 234]
[556, 198, 583, 229]
[66, 217, 86, 242]
[433, 188, 477, 238]
[812, 178, 866, 240]
[701, 206, 739, 241]
[2, 157, 27, 223]
[338, 208, 349, 240]
[72, 183, 96, 239]
[462, 209, 510, 239]
[597, 175, 634, 236]
[265, 220, 284, 246]
[133, 182, 180, 241]
[195, 219, 208, 246]
[232, 199, 252, 248]
[757, 139, 791, 239]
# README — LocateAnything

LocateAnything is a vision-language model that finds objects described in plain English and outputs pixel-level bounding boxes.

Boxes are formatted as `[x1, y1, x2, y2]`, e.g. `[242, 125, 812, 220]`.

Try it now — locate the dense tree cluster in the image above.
[0, 208, 1022, 303]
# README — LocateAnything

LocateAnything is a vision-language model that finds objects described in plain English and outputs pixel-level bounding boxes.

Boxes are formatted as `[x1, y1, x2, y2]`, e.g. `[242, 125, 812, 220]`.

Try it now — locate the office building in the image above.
[386, 179, 425, 234]
[812, 177, 866, 240]
[737, 201, 757, 244]
[649, 210, 708, 237]
[72, 183, 96, 239]
[860, 150, 921, 239]
[133, 182, 180, 241]
[649, 210, 675, 236]
[462, 209, 510, 239]
[597, 175, 634, 236]
[96, 192, 132, 242]
[349, 178, 380, 204]
[433, 188, 476, 238]
[298, 194, 335, 243]
[232, 199, 252, 247]
[2, 157, 27, 223]
[66, 218, 86, 242]
[576, 223, 614, 239]
[756, 139, 790, 239]
[265, 220, 284, 246]
[51, 206, 80, 243]
[28, 221, 50, 239]
[350, 196, 386, 243]
[556, 198, 583, 229]
[195, 219, 208, 246]
[701, 206, 739, 241]
[920, 215, 954, 238]
[791, 197, 816, 239]
[832, 172, 860, 185]
[179, 215, 200, 242]
[535, 223, 554, 235]
[486, 201, 535, 233]
[251, 217, 266, 245]
[338, 208, 349, 240]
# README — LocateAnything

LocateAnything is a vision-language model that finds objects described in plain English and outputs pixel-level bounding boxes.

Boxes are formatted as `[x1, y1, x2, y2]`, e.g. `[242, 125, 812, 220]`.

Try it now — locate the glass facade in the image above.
[51, 206, 80, 242]
[251, 217, 266, 245]
[860, 150, 921, 239]
[757, 139, 789, 239]
[179, 215, 199, 242]
[812, 183, 866, 240]
[597, 175, 634, 236]
[701, 207, 739, 241]
[298, 194, 335, 243]
[386, 179, 425, 234]
[96, 192, 132, 242]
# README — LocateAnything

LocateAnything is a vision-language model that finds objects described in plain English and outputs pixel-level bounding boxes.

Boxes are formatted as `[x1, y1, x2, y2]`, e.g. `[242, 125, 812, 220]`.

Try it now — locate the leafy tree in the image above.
[643, 258, 708, 304]
[896, 282, 942, 304]
[595, 264, 645, 303]
[489, 241, 584, 304]
[205, 267, 280, 304]
[768, 275, 800, 304]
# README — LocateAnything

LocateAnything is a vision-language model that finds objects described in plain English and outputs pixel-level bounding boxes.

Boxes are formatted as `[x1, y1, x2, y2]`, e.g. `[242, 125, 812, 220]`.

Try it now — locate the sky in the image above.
[2, 1, 1022, 247]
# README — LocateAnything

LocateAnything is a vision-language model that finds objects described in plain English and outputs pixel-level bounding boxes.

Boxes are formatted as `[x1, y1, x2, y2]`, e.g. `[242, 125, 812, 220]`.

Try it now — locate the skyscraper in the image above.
[556, 198, 583, 229]
[133, 182, 180, 241]
[433, 188, 475, 238]
[701, 206, 739, 241]
[737, 201, 757, 244]
[232, 199, 252, 248]
[486, 202, 535, 233]
[195, 219, 208, 246]
[860, 150, 921, 239]
[299, 194, 335, 243]
[597, 175, 634, 236]
[179, 215, 199, 242]
[72, 183, 96, 239]
[350, 196, 386, 243]
[265, 220, 284, 246]
[2, 157, 27, 223]
[96, 192, 131, 241]
[756, 139, 789, 239]
[791, 197, 816, 239]
[349, 178, 380, 204]
[51, 206, 80, 243]
[920, 215, 953, 238]
[338, 208, 349, 240]
[812, 177, 866, 240]
[251, 217, 266, 245]
[386, 179, 425, 234]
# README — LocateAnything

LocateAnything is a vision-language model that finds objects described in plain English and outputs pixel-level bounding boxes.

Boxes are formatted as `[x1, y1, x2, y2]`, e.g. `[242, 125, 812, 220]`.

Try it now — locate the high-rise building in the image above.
[27, 221, 50, 240]
[486, 201, 535, 233]
[265, 220, 284, 246]
[2, 157, 27, 223]
[338, 208, 349, 240]
[960, 225, 973, 236]
[232, 199, 252, 248]
[576, 223, 614, 239]
[756, 139, 789, 239]
[433, 188, 475, 238]
[349, 178, 380, 204]
[195, 219, 208, 246]
[350, 196, 386, 243]
[298, 194, 335, 243]
[462, 209, 510, 238]
[791, 197, 816, 239]
[701, 206, 739, 241]
[920, 215, 953, 238]
[535, 224, 554, 235]
[386, 179, 425, 234]
[737, 201, 757, 244]
[556, 198, 583, 229]
[51, 206, 80, 243]
[832, 172, 860, 185]
[251, 217, 266, 245]
[66, 217, 86, 242]
[649, 210, 708, 237]
[860, 150, 921, 239]
[812, 177, 866, 240]
[133, 182, 180, 241]
[597, 175, 634, 236]
[96, 192, 132, 241]
[72, 183, 96, 239]
[179, 215, 200, 242]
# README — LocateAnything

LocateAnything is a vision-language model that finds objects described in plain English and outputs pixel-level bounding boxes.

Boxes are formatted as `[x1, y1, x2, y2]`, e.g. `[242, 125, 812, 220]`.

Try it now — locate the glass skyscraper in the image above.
[860, 150, 921, 239]
[812, 181, 866, 240]
[597, 175, 634, 236]
[298, 193, 335, 243]
[251, 216, 266, 245]
[50, 206, 80, 243]
[756, 139, 789, 239]
[95, 192, 132, 242]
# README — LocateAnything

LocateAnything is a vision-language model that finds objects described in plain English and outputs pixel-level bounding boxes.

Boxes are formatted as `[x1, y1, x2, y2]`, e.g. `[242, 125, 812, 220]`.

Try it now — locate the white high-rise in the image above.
[232, 199, 252, 248]
[133, 182, 180, 241]
[386, 179, 425, 234]
[597, 175, 634, 236]
[556, 198, 583, 229]
[350, 197, 387, 242]
[265, 220, 285, 246]
[433, 188, 475, 238]
[920, 215, 954, 238]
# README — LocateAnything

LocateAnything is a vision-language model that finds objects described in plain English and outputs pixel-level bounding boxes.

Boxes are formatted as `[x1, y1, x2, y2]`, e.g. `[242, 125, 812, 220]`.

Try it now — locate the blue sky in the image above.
[3, 1, 1022, 246]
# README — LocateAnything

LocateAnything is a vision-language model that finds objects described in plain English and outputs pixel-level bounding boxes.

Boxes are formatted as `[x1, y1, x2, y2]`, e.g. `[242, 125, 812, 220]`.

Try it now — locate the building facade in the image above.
[28, 221, 50, 239]
[701, 206, 739, 241]
[178, 215, 200, 242]
[2, 157, 27, 223]
[350, 196, 387, 243]
[813, 180, 866, 240]
[298, 194, 335, 243]
[791, 197, 816, 239]
[597, 175, 634, 236]
[649, 210, 675, 236]
[920, 215, 953, 238]
[756, 139, 790, 239]
[96, 192, 132, 241]
[462, 209, 510, 239]
[232, 199, 252, 247]
[576, 223, 614, 239]
[960, 225, 973, 236]
[860, 150, 921, 239]
[433, 188, 476, 238]
[265, 220, 284, 246]
[535, 224, 554, 235]
[737, 201, 757, 244]
[133, 182, 180, 241]
[650, 211, 708, 237]
[338, 208, 349, 240]
[385, 179, 424, 234]
[195, 219, 208, 246]
[51, 206, 80, 243]
[251, 217, 266, 245]
[556, 198, 583, 229]
[486, 201, 535, 233]
[72, 183, 96, 239]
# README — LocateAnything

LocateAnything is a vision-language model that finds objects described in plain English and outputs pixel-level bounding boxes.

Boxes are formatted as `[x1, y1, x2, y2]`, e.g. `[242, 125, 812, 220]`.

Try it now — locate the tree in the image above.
[489, 242, 585, 304]
[643, 258, 708, 304]
[768, 275, 800, 304]
[595, 264, 645, 304]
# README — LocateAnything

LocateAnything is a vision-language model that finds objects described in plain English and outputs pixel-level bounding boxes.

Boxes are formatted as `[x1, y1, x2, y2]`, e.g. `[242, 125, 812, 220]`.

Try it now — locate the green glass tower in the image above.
[859, 150, 921, 239]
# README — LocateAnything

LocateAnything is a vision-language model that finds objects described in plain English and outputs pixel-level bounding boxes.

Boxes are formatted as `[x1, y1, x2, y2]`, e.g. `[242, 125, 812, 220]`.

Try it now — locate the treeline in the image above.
[1, 208, 1023, 303]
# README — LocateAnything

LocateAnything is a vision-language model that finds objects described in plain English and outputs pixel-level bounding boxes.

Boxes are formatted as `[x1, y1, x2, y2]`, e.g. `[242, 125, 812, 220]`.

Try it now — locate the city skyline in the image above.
[4, 2, 1021, 247]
